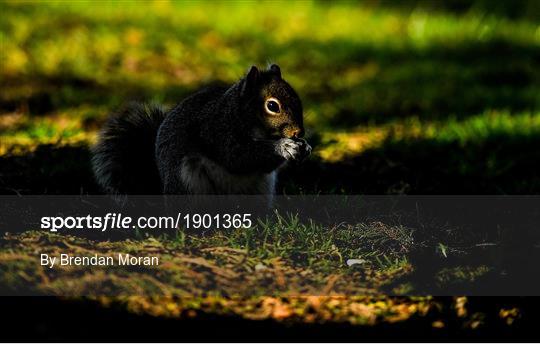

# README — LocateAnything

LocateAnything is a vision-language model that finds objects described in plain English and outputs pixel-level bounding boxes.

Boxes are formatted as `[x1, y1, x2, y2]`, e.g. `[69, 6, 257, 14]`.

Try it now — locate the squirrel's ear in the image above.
[242, 65, 259, 96]
[269, 64, 281, 78]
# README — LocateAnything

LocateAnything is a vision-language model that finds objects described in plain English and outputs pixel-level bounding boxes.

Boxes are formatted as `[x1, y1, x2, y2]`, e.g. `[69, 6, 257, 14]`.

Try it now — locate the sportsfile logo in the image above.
[40, 213, 253, 232]
[40, 213, 172, 232]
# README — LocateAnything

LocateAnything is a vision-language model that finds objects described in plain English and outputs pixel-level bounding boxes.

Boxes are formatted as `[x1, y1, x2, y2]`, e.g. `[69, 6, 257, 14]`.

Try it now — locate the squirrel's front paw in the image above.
[275, 138, 302, 161]
[296, 138, 312, 160]
[275, 138, 311, 161]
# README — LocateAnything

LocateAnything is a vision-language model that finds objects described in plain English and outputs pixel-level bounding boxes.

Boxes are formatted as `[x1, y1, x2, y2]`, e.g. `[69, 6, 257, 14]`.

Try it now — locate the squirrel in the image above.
[91, 64, 311, 197]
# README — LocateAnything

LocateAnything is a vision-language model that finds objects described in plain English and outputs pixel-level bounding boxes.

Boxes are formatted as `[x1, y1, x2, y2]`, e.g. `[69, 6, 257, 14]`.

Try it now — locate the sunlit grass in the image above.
[2, 1, 538, 124]
[319, 111, 540, 162]
[0, 106, 102, 155]
[1, 0, 539, 195]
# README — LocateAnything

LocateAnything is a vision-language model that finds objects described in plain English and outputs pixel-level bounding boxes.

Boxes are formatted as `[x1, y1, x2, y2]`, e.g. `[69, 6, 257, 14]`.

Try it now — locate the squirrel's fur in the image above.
[92, 64, 310, 196]
[92, 103, 165, 194]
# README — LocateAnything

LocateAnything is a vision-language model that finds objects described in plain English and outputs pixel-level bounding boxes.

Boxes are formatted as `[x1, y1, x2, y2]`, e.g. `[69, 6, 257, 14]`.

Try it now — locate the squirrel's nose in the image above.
[291, 128, 304, 138]
[283, 125, 304, 139]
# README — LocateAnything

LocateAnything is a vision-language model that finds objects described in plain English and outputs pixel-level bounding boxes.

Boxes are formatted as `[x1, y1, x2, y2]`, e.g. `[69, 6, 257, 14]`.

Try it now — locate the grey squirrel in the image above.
[91, 64, 311, 196]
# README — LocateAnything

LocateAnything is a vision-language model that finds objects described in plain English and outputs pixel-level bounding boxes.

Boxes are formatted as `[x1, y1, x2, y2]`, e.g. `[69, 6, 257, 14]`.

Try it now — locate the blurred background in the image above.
[1, 0, 539, 194]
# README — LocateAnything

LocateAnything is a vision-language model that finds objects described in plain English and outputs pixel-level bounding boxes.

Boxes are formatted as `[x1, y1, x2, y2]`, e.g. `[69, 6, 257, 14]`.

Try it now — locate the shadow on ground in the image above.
[0, 296, 538, 341]
[2, 126, 540, 195]
[377, 0, 540, 21]
[283, 131, 540, 194]
[0, 144, 98, 194]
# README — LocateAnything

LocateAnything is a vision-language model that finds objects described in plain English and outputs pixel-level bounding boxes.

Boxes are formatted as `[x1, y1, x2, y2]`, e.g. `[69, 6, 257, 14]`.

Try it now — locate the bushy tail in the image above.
[92, 103, 166, 194]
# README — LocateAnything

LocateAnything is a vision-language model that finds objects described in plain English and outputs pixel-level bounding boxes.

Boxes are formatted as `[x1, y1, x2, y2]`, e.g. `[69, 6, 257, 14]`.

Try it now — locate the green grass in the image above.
[1, 0, 539, 194]
[2, 214, 417, 295]
[0, 213, 525, 328]
[2, 1, 539, 121]
[0, 222, 505, 327]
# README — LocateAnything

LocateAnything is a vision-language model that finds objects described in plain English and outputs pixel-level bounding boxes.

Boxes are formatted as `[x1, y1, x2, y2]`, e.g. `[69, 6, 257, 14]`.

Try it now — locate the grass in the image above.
[1, 0, 539, 194]
[1, 0, 540, 336]
[0, 224, 515, 329]
[0, 200, 535, 329]
[1, 216, 416, 296]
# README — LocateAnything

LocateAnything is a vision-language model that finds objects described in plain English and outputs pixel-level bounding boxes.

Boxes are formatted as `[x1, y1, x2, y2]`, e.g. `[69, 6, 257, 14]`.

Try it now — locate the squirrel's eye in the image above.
[265, 99, 281, 114]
